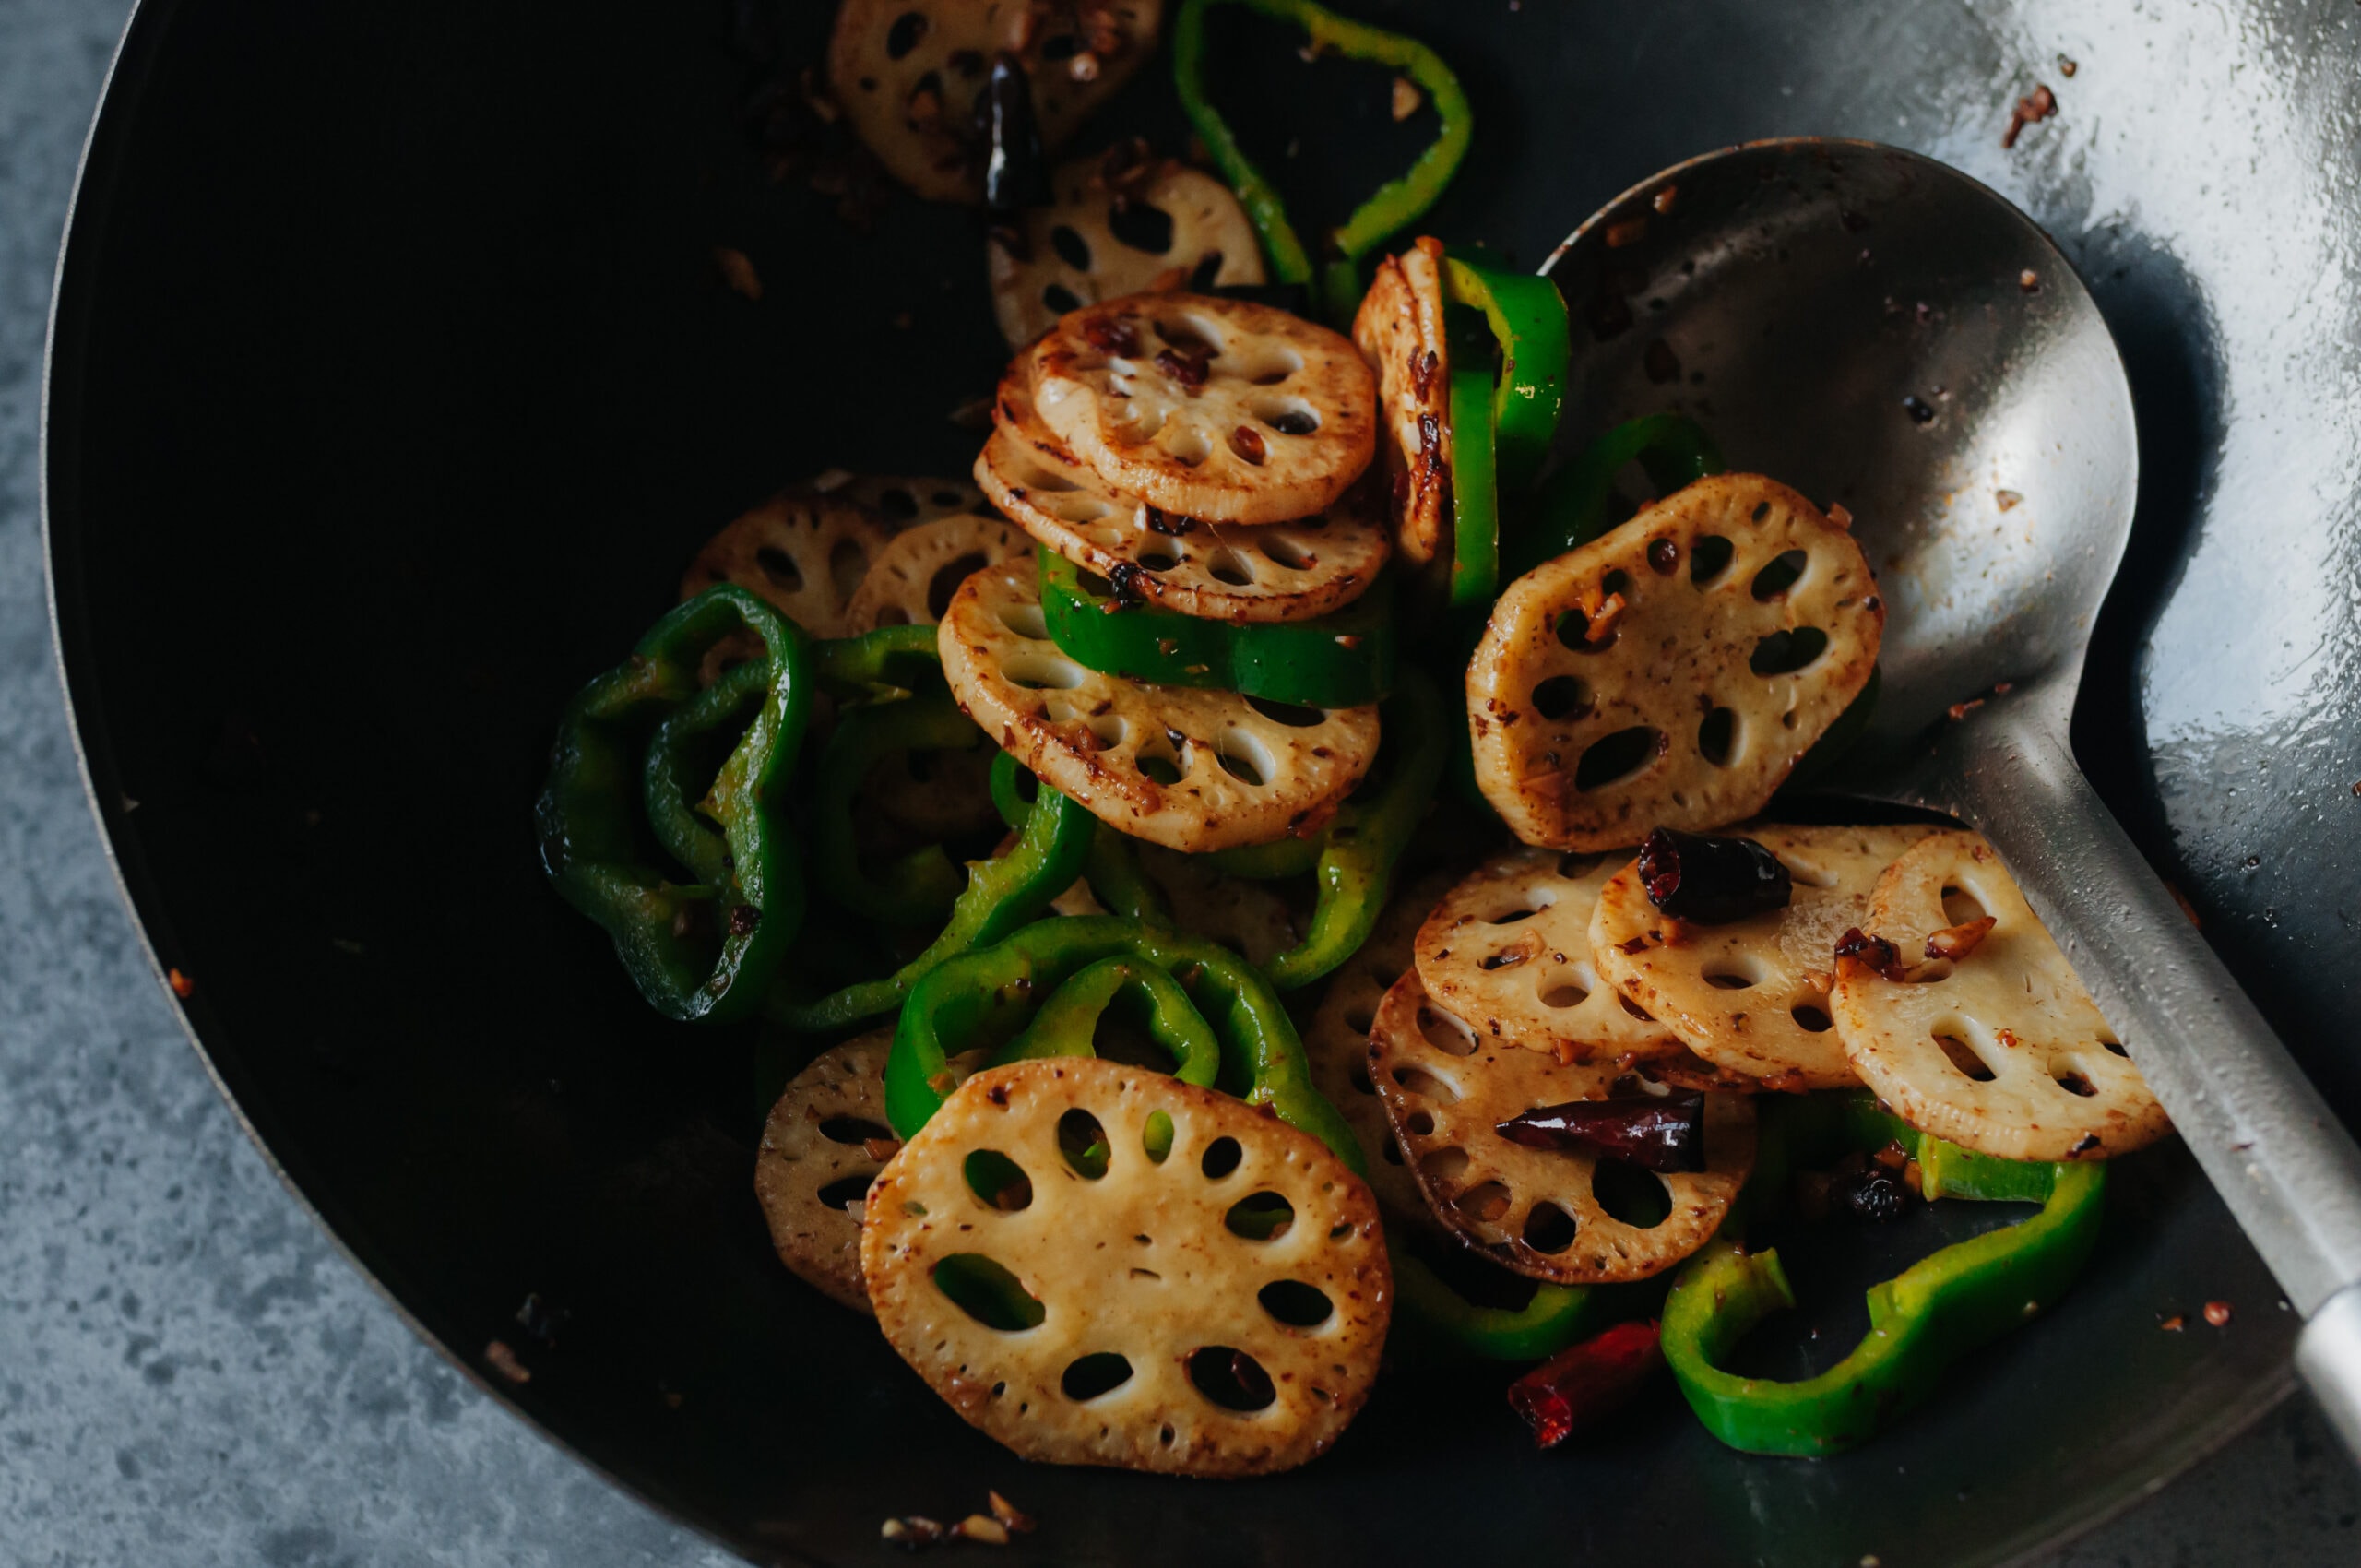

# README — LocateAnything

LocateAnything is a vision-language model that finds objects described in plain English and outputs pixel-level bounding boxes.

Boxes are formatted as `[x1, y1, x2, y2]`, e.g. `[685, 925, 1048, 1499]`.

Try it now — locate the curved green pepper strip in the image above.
[1509, 412, 1726, 581]
[1445, 368, 1501, 611]
[1172, 0, 1472, 323]
[809, 695, 979, 927]
[643, 658, 771, 887]
[811, 623, 941, 700]
[884, 915, 1358, 1160]
[1442, 255, 1570, 493]
[768, 771, 1096, 1033]
[1391, 1259, 1632, 1364]
[1262, 664, 1447, 989]
[1204, 834, 1322, 881]
[1038, 550, 1396, 707]
[1661, 1092, 2107, 1456]
[988, 753, 1173, 925]
[995, 956, 1224, 1090]
[535, 587, 809, 1024]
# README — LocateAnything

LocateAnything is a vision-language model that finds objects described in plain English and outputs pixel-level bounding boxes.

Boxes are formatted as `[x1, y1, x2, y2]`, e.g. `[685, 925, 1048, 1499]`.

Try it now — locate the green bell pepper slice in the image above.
[1442, 254, 1570, 494]
[1391, 1257, 1643, 1364]
[807, 694, 979, 928]
[535, 586, 809, 1024]
[884, 915, 1358, 1159]
[1172, 0, 1472, 323]
[1445, 368, 1501, 610]
[988, 753, 1174, 925]
[1507, 412, 1725, 581]
[810, 623, 942, 699]
[995, 955, 1224, 1090]
[1259, 664, 1446, 989]
[767, 766, 1097, 1033]
[1661, 1092, 2107, 1456]
[1038, 549, 1396, 707]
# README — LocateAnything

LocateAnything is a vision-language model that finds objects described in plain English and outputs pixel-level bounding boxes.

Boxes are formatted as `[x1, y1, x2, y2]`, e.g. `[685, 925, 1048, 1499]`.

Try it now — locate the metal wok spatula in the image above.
[1538, 137, 2361, 1458]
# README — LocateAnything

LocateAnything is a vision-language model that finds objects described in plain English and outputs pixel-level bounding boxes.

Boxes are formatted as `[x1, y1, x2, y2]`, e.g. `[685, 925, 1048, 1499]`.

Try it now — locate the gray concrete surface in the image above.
[1, 1, 2356, 1564]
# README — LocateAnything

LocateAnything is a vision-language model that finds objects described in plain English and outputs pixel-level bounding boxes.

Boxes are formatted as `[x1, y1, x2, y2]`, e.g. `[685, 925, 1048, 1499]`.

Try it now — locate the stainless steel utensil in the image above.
[1540, 137, 2361, 1457]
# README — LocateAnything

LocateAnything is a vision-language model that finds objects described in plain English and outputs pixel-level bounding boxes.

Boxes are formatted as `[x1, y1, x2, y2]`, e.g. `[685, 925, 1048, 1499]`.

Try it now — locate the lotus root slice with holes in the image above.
[826, 0, 1164, 205]
[1415, 849, 1682, 1065]
[753, 1031, 900, 1313]
[1300, 869, 1459, 1240]
[978, 380, 1390, 622]
[843, 512, 1030, 632]
[1832, 830, 2168, 1161]
[1368, 970, 1753, 1283]
[989, 149, 1265, 347]
[1590, 824, 1939, 1093]
[681, 491, 892, 640]
[1467, 473, 1883, 850]
[1350, 237, 1450, 567]
[1026, 293, 1377, 525]
[860, 1057, 1390, 1476]
[817, 472, 988, 531]
[936, 562, 1378, 852]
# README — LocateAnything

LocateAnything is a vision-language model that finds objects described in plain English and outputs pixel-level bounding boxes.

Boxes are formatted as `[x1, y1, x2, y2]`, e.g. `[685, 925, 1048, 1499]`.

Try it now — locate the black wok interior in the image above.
[46, 2, 2361, 1564]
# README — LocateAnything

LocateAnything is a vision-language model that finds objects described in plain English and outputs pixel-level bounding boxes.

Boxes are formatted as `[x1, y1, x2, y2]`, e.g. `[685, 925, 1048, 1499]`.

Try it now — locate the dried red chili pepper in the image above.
[1638, 827, 1793, 924]
[1495, 1093, 1705, 1172]
[1506, 1320, 1665, 1449]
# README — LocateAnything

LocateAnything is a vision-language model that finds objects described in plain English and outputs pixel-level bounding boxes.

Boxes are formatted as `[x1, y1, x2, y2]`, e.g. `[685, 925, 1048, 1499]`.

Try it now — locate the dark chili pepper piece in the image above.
[1833, 924, 1908, 980]
[1495, 1094, 1706, 1173]
[1833, 1169, 1914, 1223]
[981, 53, 1050, 216]
[1637, 827, 1793, 924]
[1505, 1320, 1665, 1450]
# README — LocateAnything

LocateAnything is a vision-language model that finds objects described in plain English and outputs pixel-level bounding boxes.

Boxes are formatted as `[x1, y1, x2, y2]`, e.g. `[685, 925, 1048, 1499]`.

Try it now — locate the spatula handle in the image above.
[1949, 719, 2361, 1459]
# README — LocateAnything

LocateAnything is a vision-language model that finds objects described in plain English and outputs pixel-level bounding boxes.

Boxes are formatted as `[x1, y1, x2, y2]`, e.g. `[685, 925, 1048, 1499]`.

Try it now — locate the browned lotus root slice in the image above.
[1832, 830, 2167, 1161]
[989, 148, 1265, 347]
[1368, 970, 1753, 1283]
[1027, 293, 1376, 525]
[1467, 474, 1883, 850]
[977, 382, 1390, 623]
[1415, 849, 1682, 1065]
[843, 512, 1030, 632]
[937, 562, 1379, 851]
[1350, 237, 1450, 567]
[827, 0, 1163, 205]
[753, 1032, 900, 1313]
[1589, 825, 1939, 1092]
[1300, 871, 1457, 1239]
[681, 491, 892, 639]
[861, 1058, 1390, 1476]
[817, 472, 987, 531]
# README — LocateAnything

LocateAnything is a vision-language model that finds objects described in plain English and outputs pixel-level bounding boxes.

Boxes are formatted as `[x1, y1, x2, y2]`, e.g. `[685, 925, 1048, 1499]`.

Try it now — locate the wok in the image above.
[42, 1, 2361, 1563]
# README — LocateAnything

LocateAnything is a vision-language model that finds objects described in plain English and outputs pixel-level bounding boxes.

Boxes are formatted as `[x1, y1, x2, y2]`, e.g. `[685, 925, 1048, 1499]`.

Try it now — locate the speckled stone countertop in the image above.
[1, 1, 2356, 1563]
